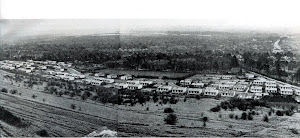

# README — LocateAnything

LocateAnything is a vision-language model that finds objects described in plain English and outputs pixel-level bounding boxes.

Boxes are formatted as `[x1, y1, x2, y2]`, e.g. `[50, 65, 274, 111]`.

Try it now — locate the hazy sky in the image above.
[1, 0, 300, 39]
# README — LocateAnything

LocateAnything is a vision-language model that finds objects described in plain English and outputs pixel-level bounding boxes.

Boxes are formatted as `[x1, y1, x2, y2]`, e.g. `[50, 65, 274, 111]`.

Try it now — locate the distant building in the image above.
[180, 79, 192, 86]
[250, 86, 263, 93]
[233, 84, 247, 92]
[107, 74, 118, 79]
[120, 75, 133, 80]
[191, 82, 204, 88]
[187, 88, 203, 95]
[139, 80, 154, 87]
[218, 84, 233, 90]
[171, 87, 187, 94]
[253, 78, 266, 86]
[204, 88, 219, 96]
[114, 83, 129, 89]
[157, 85, 173, 93]
[128, 84, 143, 90]
[221, 75, 233, 80]
[220, 91, 235, 97]
[279, 84, 293, 95]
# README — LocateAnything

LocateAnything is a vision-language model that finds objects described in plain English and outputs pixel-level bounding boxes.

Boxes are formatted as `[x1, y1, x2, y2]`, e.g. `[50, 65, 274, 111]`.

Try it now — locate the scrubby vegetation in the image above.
[164, 108, 174, 113]
[164, 113, 177, 125]
[0, 106, 27, 127]
[36, 129, 50, 137]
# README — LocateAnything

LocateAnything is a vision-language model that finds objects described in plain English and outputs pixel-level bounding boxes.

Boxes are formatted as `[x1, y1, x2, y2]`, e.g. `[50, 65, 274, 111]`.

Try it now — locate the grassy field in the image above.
[1, 69, 300, 137]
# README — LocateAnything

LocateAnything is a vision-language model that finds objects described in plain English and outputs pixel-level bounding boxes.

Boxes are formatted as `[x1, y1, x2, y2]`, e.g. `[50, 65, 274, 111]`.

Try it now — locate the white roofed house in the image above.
[265, 81, 277, 94]
[94, 77, 115, 83]
[126, 80, 140, 85]
[180, 79, 192, 86]
[218, 84, 233, 91]
[191, 82, 204, 88]
[120, 75, 133, 80]
[250, 86, 263, 93]
[187, 88, 203, 95]
[86, 79, 105, 86]
[204, 88, 219, 96]
[127, 84, 143, 90]
[220, 90, 236, 97]
[253, 78, 266, 86]
[171, 87, 188, 95]
[157, 85, 173, 93]
[107, 74, 118, 79]
[279, 84, 293, 95]
[139, 80, 154, 87]
[233, 84, 247, 92]
[294, 89, 300, 96]
[221, 75, 233, 80]
[245, 73, 255, 79]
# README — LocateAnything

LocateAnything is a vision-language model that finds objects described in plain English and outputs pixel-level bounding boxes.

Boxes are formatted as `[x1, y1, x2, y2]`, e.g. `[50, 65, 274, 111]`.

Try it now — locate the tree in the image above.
[263, 115, 269, 122]
[241, 112, 247, 120]
[153, 93, 159, 103]
[202, 117, 208, 127]
[164, 113, 177, 125]
[294, 68, 300, 83]
[230, 55, 239, 68]
[1, 88, 8, 93]
[164, 107, 174, 113]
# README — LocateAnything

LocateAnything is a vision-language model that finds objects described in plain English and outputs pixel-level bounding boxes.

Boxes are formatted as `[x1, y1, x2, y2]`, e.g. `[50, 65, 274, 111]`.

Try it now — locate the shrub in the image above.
[290, 128, 299, 135]
[276, 110, 284, 116]
[229, 113, 234, 119]
[263, 115, 269, 122]
[164, 113, 177, 125]
[146, 107, 149, 111]
[1, 88, 8, 93]
[164, 108, 174, 113]
[70, 104, 76, 110]
[32, 95, 37, 99]
[210, 105, 221, 112]
[36, 129, 49, 137]
[202, 117, 208, 127]
[195, 95, 201, 100]
[241, 112, 247, 120]
[247, 113, 253, 120]
[9, 90, 17, 94]
[235, 115, 239, 120]
[219, 114, 222, 118]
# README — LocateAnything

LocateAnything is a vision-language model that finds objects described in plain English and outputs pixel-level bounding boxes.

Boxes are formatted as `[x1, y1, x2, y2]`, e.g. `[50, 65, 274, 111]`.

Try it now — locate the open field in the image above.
[1, 69, 300, 137]
[98, 69, 191, 79]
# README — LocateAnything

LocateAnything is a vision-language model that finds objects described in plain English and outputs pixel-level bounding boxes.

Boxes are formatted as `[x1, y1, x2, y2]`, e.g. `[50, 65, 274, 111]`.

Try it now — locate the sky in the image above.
[1, 0, 300, 39]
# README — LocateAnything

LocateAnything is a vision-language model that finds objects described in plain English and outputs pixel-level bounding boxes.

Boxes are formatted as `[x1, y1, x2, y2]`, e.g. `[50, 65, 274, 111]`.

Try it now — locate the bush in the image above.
[70, 104, 76, 110]
[229, 113, 234, 119]
[195, 95, 201, 100]
[202, 117, 208, 127]
[290, 128, 299, 135]
[263, 115, 269, 122]
[235, 115, 239, 120]
[247, 113, 253, 120]
[1, 88, 8, 93]
[32, 95, 37, 99]
[164, 108, 174, 113]
[36, 129, 49, 137]
[241, 112, 247, 120]
[9, 90, 17, 94]
[210, 105, 221, 112]
[164, 113, 177, 125]
[276, 110, 284, 116]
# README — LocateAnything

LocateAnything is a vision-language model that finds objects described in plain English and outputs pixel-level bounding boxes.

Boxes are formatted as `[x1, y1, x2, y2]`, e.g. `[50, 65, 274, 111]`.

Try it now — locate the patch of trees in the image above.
[164, 113, 177, 125]
[211, 98, 268, 112]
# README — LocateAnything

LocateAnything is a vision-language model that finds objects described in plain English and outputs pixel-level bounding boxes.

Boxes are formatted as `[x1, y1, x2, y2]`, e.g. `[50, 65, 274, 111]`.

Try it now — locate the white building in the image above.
[221, 75, 233, 80]
[180, 79, 192, 86]
[187, 88, 203, 95]
[107, 74, 118, 79]
[57, 75, 75, 81]
[265, 87, 277, 93]
[279, 84, 293, 95]
[120, 75, 133, 80]
[114, 83, 129, 89]
[157, 85, 173, 93]
[191, 82, 204, 88]
[94, 77, 115, 83]
[238, 93, 254, 99]
[139, 80, 154, 86]
[250, 86, 263, 93]
[218, 84, 233, 90]
[265, 81, 276, 86]
[220, 91, 235, 97]
[128, 84, 143, 90]
[171, 87, 187, 94]
[126, 80, 140, 85]
[253, 78, 266, 86]
[245, 73, 255, 79]
[294, 89, 300, 96]
[233, 84, 247, 92]
[204, 88, 219, 96]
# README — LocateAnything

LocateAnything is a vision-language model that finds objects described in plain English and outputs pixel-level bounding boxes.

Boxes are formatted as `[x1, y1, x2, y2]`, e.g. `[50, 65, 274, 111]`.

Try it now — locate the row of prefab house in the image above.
[251, 78, 298, 95]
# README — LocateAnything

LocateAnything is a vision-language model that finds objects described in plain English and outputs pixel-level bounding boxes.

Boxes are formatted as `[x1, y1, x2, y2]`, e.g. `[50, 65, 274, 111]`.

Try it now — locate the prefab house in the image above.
[157, 85, 173, 93]
[180, 79, 192, 86]
[139, 80, 154, 86]
[250, 86, 263, 93]
[191, 82, 204, 88]
[107, 74, 118, 79]
[204, 88, 219, 96]
[220, 91, 235, 97]
[172, 87, 188, 94]
[187, 88, 203, 95]
[128, 84, 143, 90]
